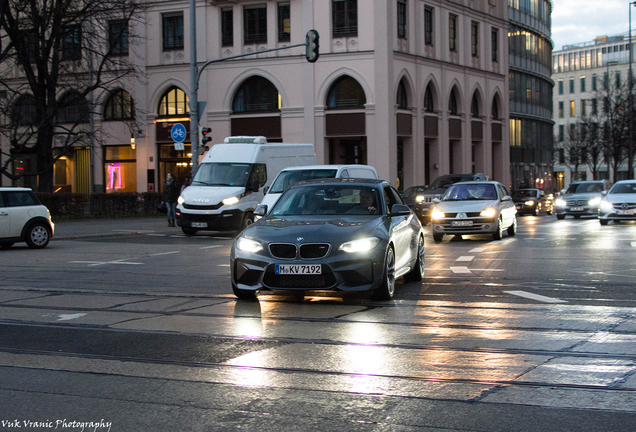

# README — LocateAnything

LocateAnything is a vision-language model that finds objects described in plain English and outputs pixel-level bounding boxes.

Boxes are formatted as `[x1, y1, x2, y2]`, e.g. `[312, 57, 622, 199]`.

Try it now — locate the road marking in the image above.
[504, 290, 567, 304]
[200, 245, 222, 249]
[469, 247, 487, 253]
[456, 256, 474, 262]
[147, 234, 167, 237]
[450, 266, 471, 274]
[57, 313, 87, 321]
[217, 264, 231, 267]
[632, 242, 636, 248]
[148, 251, 180, 257]
[69, 261, 143, 266]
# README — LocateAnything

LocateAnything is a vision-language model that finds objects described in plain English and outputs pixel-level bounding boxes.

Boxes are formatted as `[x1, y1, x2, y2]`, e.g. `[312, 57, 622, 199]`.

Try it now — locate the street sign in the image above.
[174, 142, 185, 151]
[171, 123, 187, 143]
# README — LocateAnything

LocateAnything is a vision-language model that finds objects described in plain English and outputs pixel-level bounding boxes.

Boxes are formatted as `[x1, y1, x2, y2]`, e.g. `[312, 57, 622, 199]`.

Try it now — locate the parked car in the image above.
[0, 187, 54, 249]
[511, 188, 553, 215]
[231, 178, 425, 300]
[404, 174, 489, 225]
[554, 180, 612, 220]
[599, 180, 636, 225]
[430, 181, 517, 242]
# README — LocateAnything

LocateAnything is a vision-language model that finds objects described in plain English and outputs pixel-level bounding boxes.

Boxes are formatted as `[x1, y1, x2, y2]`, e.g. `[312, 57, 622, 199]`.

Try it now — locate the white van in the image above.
[259, 164, 378, 210]
[176, 136, 315, 234]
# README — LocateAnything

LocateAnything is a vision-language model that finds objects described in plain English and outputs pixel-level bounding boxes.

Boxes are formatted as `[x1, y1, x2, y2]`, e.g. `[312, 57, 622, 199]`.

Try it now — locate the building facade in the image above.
[552, 33, 634, 190]
[507, 0, 554, 191]
[2, 0, 510, 194]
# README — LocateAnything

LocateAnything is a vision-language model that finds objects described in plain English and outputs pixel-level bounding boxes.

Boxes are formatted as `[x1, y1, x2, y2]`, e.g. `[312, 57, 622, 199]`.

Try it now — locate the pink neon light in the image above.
[107, 164, 124, 190]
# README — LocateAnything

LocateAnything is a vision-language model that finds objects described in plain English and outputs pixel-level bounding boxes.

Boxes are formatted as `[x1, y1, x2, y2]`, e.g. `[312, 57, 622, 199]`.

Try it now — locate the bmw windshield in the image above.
[271, 185, 381, 216]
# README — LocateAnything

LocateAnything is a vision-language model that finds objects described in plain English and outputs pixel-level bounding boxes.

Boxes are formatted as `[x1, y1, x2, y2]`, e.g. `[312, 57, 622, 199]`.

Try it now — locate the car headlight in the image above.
[177, 196, 185, 205]
[524, 200, 534, 206]
[338, 237, 381, 253]
[431, 208, 445, 219]
[480, 207, 497, 218]
[601, 201, 614, 212]
[222, 196, 240, 206]
[236, 237, 263, 253]
[415, 195, 425, 203]
[589, 197, 602, 207]
[555, 198, 566, 207]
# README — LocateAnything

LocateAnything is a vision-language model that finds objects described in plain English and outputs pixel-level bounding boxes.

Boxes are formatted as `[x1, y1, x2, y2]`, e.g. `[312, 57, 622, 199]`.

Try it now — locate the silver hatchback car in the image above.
[430, 181, 517, 242]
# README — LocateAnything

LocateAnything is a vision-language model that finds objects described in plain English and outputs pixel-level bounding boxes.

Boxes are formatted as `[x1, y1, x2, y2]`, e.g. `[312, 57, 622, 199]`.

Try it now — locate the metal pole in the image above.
[189, 0, 200, 178]
[629, 2, 635, 179]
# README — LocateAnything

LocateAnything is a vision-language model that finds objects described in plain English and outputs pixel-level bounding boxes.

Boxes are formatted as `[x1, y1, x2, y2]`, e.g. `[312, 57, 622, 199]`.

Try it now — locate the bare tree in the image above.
[0, 0, 145, 191]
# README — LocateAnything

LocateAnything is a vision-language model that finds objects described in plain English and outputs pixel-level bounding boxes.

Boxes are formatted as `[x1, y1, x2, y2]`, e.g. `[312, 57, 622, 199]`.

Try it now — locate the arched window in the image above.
[424, 85, 435, 113]
[12, 95, 37, 126]
[58, 92, 89, 123]
[471, 94, 480, 118]
[448, 89, 458, 115]
[326, 75, 366, 109]
[232, 76, 280, 113]
[104, 90, 134, 120]
[158, 86, 190, 117]
[492, 98, 500, 120]
[397, 79, 408, 109]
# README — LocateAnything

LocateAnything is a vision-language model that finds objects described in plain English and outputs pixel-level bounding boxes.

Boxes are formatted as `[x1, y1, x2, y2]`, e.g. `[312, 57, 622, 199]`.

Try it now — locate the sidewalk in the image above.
[51, 216, 177, 240]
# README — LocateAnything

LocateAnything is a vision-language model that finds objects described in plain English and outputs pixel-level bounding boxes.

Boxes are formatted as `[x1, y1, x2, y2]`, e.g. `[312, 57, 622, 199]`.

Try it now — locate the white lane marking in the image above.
[217, 264, 231, 267]
[456, 256, 474, 262]
[148, 251, 180, 257]
[632, 242, 636, 248]
[57, 313, 87, 321]
[450, 266, 471, 274]
[69, 261, 143, 266]
[200, 245, 222, 249]
[504, 290, 568, 304]
[147, 234, 167, 237]
[469, 247, 487, 253]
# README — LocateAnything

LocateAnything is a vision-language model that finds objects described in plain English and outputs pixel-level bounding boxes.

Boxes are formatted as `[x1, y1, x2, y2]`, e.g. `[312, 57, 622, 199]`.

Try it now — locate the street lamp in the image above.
[130, 134, 136, 150]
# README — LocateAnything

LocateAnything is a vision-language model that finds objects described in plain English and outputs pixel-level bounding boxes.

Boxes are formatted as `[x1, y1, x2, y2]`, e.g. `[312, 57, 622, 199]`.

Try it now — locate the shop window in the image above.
[104, 146, 137, 193]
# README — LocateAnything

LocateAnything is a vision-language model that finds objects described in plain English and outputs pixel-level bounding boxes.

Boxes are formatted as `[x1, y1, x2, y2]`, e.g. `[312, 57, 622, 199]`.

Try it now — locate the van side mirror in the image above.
[254, 204, 268, 217]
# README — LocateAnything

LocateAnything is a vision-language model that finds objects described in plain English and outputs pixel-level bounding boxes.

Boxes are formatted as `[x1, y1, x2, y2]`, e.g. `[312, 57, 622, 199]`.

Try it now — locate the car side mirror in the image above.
[432, 198, 441, 204]
[390, 204, 412, 216]
[601, 190, 607, 196]
[254, 204, 268, 217]
[262, 185, 269, 195]
[502, 196, 512, 201]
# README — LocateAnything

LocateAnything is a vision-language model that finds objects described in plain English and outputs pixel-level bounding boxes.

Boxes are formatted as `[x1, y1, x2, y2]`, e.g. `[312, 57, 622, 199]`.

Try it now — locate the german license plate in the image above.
[451, 220, 473, 227]
[570, 207, 584, 212]
[617, 209, 634, 215]
[275, 264, 322, 275]
[191, 222, 207, 228]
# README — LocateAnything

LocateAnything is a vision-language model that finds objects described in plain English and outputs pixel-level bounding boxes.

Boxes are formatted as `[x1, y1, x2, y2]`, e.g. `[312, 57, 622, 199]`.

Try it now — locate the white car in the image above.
[430, 181, 517, 242]
[0, 187, 54, 249]
[599, 180, 636, 225]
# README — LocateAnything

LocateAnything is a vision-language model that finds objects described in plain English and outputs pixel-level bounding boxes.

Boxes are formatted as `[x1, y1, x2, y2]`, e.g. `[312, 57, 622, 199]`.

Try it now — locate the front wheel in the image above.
[25, 223, 51, 249]
[372, 247, 396, 300]
[492, 218, 503, 240]
[404, 236, 425, 282]
[240, 212, 254, 231]
[556, 214, 565, 220]
[433, 233, 444, 243]
[600, 219, 609, 226]
[507, 215, 517, 236]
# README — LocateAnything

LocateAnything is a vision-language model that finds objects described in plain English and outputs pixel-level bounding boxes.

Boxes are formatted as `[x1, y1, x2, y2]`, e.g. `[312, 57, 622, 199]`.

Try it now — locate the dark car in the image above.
[554, 180, 612, 219]
[511, 188, 553, 216]
[403, 174, 489, 225]
[231, 179, 425, 300]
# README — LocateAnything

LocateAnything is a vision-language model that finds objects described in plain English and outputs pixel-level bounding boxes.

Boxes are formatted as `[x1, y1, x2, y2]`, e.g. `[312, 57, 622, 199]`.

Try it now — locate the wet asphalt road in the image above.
[1, 216, 636, 431]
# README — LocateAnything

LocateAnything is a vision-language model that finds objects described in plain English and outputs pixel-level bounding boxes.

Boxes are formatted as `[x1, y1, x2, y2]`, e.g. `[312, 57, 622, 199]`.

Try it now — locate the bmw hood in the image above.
[241, 216, 385, 244]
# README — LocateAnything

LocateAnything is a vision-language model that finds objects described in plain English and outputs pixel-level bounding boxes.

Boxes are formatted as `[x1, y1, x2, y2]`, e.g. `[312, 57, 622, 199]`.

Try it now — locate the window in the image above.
[397, 0, 407, 39]
[244, 5, 267, 44]
[221, 8, 233, 46]
[558, 125, 564, 142]
[333, 0, 358, 37]
[21, 30, 38, 63]
[424, 85, 435, 112]
[558, 79, 564, 95]
[492, 98, 499, 119]
[616, 70, 621, 88]
[558, 101, 564, 118]
[471, 94, 479, 118]
[278, 3, 290, 42]
[104, 90, 134, 120]
[163, 13, 184, 50]
[569, 78, 574, 94]
[233, 76, 281, 113]
[471, 21, 479, 57]
[109, 21, 129, 56]
[603, 72, 609, 90]
[326, 75, 366, 109]
[449, 14, 457, 52]
[592, 98, 598, 115]
[58, 92, 89, 123]
[158, 86, 190, 117]
[11, 95, 36, 126]
[580, 76, 586, 92]
[491, 28, 498, 62]
[397, 80, 408, 109]
[448, 90, 458, 115]
[105, 146, 137, 193]
[569, 101, 575, 117]
[62, 26, 82, 60]
[581, 99, 586, 117]
[592, 74, 597, 91]
[424, 7, 433, 45]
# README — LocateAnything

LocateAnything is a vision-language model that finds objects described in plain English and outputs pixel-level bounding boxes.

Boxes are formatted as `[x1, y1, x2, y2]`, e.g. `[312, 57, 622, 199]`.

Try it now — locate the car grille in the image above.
[611, 202, 636, 210]
[565, 199, 590, 207]
[183, 203, 223, 210]
[263, 266, 337, 289]
[269, 243, 297, 259]
[300, 244, 330, 259]
[441, 212, 483, 218]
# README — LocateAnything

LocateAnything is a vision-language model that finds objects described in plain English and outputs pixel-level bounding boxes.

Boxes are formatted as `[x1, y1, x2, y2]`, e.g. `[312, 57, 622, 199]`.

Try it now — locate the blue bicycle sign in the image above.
[171, 123, 187, 143]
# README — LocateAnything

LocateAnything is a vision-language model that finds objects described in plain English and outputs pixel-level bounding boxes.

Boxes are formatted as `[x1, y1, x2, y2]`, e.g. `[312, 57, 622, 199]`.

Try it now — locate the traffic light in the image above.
[199, 126, 211, 154]
[305, 29, 319, 63]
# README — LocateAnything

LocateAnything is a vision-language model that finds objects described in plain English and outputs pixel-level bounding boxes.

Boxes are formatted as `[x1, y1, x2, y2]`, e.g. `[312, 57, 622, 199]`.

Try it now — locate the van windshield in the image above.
[193, 163, 252, 186]
[269, 169, 338, 193]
